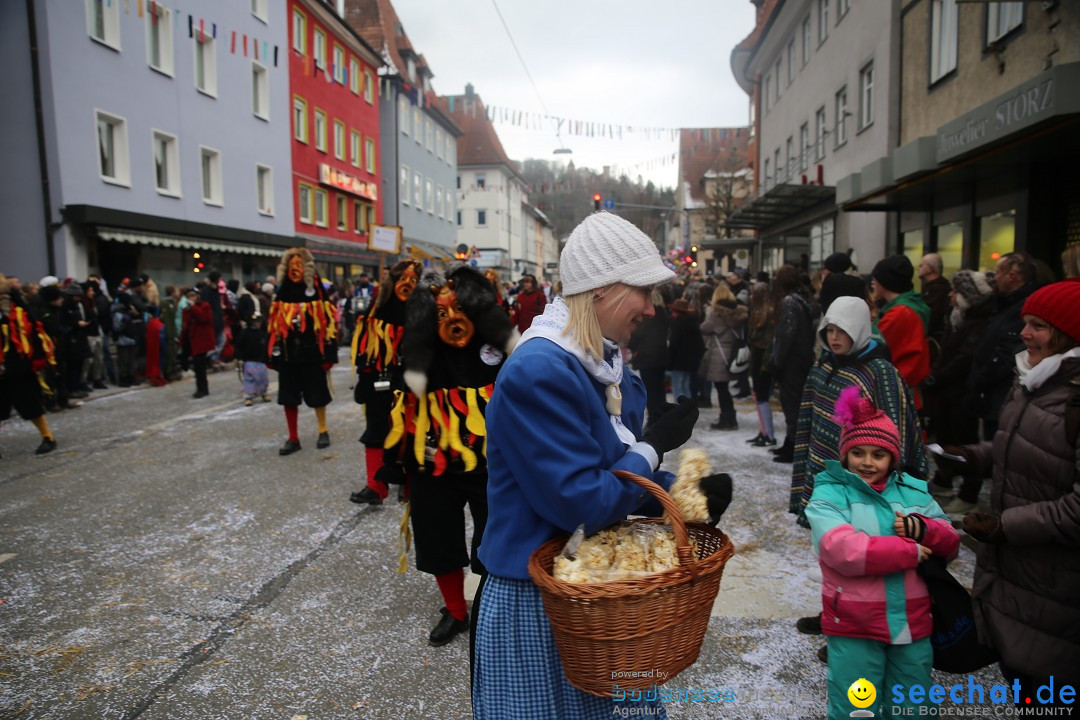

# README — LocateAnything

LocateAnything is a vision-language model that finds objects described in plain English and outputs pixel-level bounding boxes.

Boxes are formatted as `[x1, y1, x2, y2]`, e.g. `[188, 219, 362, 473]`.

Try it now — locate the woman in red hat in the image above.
[940, 279, 1080, 706]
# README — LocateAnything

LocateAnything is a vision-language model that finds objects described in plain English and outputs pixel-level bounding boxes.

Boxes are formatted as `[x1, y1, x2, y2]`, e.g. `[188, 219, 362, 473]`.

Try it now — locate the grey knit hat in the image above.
[951, 269, 993, 308]
[560, 212, 675, 295]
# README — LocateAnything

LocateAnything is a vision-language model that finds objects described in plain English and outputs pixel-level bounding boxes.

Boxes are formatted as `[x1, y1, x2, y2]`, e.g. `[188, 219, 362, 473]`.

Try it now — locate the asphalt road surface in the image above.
[0, 360, 1005, 719]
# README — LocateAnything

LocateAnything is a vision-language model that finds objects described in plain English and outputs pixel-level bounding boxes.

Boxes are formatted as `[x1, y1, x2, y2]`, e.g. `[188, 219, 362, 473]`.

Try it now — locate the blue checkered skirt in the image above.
[472, 575, 668, 720]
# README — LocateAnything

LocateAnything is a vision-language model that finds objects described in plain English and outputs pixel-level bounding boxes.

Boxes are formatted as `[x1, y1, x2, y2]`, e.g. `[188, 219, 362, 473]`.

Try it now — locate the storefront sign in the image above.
[936, 62, 1080, 163]
[370, 225, 400, 254]
[319, 163, 378, 201]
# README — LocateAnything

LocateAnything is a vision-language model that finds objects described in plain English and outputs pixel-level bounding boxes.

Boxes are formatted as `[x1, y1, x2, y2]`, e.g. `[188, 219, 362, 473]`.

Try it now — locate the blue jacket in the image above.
[479, 338, 674, 579]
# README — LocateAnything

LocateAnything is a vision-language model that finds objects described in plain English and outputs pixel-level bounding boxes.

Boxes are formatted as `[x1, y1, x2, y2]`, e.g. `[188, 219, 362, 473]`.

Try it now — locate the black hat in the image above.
[62, 283, 83, 297]
[872, 255, 915, 294]
[824, 252, 852, 274]
[39, 285, 62, 303]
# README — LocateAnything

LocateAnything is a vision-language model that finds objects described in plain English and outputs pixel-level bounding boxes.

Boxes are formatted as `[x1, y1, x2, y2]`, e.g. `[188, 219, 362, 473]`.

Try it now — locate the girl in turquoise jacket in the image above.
[805, 386, 959, 719]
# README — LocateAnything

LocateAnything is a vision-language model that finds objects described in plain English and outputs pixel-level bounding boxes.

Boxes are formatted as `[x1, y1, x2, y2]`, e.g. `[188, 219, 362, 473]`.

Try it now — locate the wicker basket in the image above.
[527, 470, 735, 698]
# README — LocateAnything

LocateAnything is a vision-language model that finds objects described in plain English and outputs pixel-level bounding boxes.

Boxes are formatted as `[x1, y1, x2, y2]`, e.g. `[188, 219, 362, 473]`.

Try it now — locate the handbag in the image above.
[917, 555, 998, 673]
[728, 329, 750, 375]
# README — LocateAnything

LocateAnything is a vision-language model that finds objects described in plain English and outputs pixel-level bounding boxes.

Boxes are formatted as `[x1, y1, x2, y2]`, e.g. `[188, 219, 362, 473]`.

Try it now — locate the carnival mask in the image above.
[434, 283, 474, 348]
[395, 265, 418, 302]
[287, 255, 304, 284]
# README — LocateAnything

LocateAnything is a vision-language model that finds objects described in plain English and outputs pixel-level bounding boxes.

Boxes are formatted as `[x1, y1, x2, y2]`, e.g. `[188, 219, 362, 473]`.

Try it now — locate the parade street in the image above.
[1, 360, 1005, 720]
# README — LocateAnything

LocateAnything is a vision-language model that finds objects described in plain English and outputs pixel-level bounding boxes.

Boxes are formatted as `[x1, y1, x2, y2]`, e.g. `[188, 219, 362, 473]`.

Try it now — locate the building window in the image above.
[858, 60, 875, 130]
[834, 86, 848, 147]
[332, 45, 345, 84]
[423, 179, 433, 214]
[931, 0, 958, 83]
[446, 190, 453, 222]
[435, 128, 443, 161]
[763, 159, 771, 190]
[354, 201, 365, 234]
[350, 130, 361, 167]
[764, 74, 771, 113]
[152, 130, 180, 196]
[413, 171, 422, 207]
[399, 97, 409, 135]
[775, 59, 782, 100]
[349, 58, 360, 94]
[337, 194, 348, 231]
[299, 183, 313, 223]
[786, 37, 795, 85]
[413, 108, 421, 144]
[457, 210, 462, 226]
[313, 29, 326, 70]
[194, 34, 217, 97]
[292, 9, 306, 54]
[252, 0, 268, 23]
[146, 3, 174, 75]
[95, 110, 129, 186]
[802, 15, 811, 65]
[314, 188, 328, 227]
[837, 0, 850, 22]
[426, 118, 434, 151]
[293, 97, 308, 143]
[477, 209, 487, 227]
[314, 109, 327, 152]
[401, 165, 410, 205]
[364, 71, 375, 104]
[476, 174, 486, 190]
[799, 122, 809, 171]
[87, 0, 121, 49]
[436, 183, 444, 218]
[446, 135, 454, 164]
[773, 147, 781, 183]
[815, 106, 826, 161]
[333, 120, 345, 160]
[785, 136, 794, 176]
[200, 146, 223, 206]
[456, 175, 461, 190]
[987, 2, 1023, 44]
[365, 138, 376, 174]
[818, 0, 829, 44]
[252, 62, 269, 119]
[256, 164, 273, 215]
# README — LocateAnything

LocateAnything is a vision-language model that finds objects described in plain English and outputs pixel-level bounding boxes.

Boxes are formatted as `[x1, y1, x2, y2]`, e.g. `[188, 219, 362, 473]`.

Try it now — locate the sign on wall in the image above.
[370, 225, 401, 254]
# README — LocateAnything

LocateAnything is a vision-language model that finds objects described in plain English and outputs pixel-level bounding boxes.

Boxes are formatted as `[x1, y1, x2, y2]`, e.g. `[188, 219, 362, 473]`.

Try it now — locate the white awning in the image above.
[97, 228, 283, 257]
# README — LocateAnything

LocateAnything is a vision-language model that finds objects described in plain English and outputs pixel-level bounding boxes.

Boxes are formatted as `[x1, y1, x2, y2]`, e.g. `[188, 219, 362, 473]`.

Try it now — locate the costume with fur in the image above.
[0, 276, 56, 422]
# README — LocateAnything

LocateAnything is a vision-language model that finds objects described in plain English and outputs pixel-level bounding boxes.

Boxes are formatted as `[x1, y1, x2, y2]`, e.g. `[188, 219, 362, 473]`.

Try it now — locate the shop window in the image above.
[979, 211, 1016, 271]
[936, 222, 964, 275]
[902, 230, 924, 274]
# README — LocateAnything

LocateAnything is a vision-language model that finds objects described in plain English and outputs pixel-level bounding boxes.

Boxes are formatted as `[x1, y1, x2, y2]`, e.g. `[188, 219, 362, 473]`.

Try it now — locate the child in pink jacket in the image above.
[805, 386, 959, 718]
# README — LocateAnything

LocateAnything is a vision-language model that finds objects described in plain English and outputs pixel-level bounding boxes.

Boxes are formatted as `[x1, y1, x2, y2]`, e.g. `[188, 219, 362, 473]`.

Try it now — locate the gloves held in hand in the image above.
[962, 511, 1005, 544]
[642, 396, 698, 461]
[373, 462, 406, 486]
[698, 473, 733, 527]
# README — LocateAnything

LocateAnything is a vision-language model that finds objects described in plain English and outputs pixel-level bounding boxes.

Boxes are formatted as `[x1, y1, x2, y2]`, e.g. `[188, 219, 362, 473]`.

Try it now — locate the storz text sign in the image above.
[936, 62, 1080, 163]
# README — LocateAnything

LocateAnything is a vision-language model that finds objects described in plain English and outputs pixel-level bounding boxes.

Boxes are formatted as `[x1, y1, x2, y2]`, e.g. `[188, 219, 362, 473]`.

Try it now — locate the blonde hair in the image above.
[710, 282, 736, 306]
[1062, 244, 1080, 280]
[563, 284, 636, 359]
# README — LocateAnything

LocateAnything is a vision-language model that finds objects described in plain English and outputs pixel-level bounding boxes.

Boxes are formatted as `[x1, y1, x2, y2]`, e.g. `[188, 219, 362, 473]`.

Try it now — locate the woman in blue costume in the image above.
[472, 212, 733, 719]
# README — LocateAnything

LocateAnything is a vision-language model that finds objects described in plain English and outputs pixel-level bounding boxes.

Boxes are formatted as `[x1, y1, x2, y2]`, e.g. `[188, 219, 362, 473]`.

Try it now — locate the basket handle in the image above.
[613, 470, 697, 570]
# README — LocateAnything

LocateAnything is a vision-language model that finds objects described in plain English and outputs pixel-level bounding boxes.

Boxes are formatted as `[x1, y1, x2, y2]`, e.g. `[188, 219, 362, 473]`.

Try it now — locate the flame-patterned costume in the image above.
[378, 264, 518, 646]
[266, 248, 339, 455]
[349, 260, 420, 504]
[1, 275, 58, 455]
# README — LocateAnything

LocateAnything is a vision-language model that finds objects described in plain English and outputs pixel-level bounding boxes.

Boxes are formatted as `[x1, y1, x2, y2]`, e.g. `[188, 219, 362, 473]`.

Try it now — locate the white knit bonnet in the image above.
[559, 212, 675, 295]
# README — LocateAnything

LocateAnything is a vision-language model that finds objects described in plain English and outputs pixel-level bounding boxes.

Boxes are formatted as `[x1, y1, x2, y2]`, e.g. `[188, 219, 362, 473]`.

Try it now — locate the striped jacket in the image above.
[791, 340, 928, 518]
[806, 461, 960, 644]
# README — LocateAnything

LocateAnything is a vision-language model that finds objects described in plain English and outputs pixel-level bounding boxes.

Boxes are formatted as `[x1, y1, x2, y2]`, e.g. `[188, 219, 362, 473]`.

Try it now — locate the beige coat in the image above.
[698, 302, 748, 383]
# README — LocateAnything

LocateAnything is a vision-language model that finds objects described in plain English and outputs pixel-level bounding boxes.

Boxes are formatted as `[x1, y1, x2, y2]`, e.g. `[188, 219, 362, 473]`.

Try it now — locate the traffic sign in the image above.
[603, 199, 615, 210]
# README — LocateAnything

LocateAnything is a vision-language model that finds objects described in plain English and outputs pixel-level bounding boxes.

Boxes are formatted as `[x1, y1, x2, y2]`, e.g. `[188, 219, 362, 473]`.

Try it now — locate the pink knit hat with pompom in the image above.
[834, 385, 901, 463]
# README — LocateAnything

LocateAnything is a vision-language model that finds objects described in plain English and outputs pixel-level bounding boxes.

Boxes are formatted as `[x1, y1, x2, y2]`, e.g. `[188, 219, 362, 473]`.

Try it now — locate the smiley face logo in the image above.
[847, 678, 876, 714]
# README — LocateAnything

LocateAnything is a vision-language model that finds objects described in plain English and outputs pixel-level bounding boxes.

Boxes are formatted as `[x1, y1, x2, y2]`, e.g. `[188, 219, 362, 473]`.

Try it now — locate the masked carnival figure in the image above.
[349, 259, 421, 505]
[266, 248, 339, 455]
[0, 275, 58, 457]
[378, 264, 518, 646]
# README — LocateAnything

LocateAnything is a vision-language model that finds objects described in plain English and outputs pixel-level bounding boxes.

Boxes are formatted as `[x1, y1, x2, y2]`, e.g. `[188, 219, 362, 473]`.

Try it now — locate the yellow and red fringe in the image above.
[266, 300, 338, 359]
[384, 384, 495, 476]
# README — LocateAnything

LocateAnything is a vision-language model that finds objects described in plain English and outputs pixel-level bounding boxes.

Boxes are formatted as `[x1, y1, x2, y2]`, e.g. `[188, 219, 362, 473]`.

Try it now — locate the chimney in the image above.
[465, 83, 475, 102]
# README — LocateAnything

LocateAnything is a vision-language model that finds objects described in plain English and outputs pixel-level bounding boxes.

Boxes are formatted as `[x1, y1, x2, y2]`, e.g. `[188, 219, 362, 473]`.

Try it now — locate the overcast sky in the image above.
[387, 0, 758, 190]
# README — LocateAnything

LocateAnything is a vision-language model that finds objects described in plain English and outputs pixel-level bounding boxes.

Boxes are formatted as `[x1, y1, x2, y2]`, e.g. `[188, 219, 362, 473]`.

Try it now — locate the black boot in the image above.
[349, 487, 383, 505]
[429, 606, 469, 647]
[279, 439, 302, 456]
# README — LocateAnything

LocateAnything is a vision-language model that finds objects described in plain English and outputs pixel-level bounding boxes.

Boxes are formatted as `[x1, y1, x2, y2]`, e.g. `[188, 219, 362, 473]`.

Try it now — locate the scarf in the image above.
[1015, 346, 1080, 392]
[518, 297, 637, 446]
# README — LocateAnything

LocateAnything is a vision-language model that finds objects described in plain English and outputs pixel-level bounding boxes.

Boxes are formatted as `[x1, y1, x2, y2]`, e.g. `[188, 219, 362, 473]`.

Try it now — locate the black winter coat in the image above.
[966, 283, 1035, 421]
[668, 311, 705, 373]
[627, 308, 670, 370]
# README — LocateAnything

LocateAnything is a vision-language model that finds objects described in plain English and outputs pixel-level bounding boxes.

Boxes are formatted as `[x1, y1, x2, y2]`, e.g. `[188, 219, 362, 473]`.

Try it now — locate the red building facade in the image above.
[288, 0, 382, 269]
